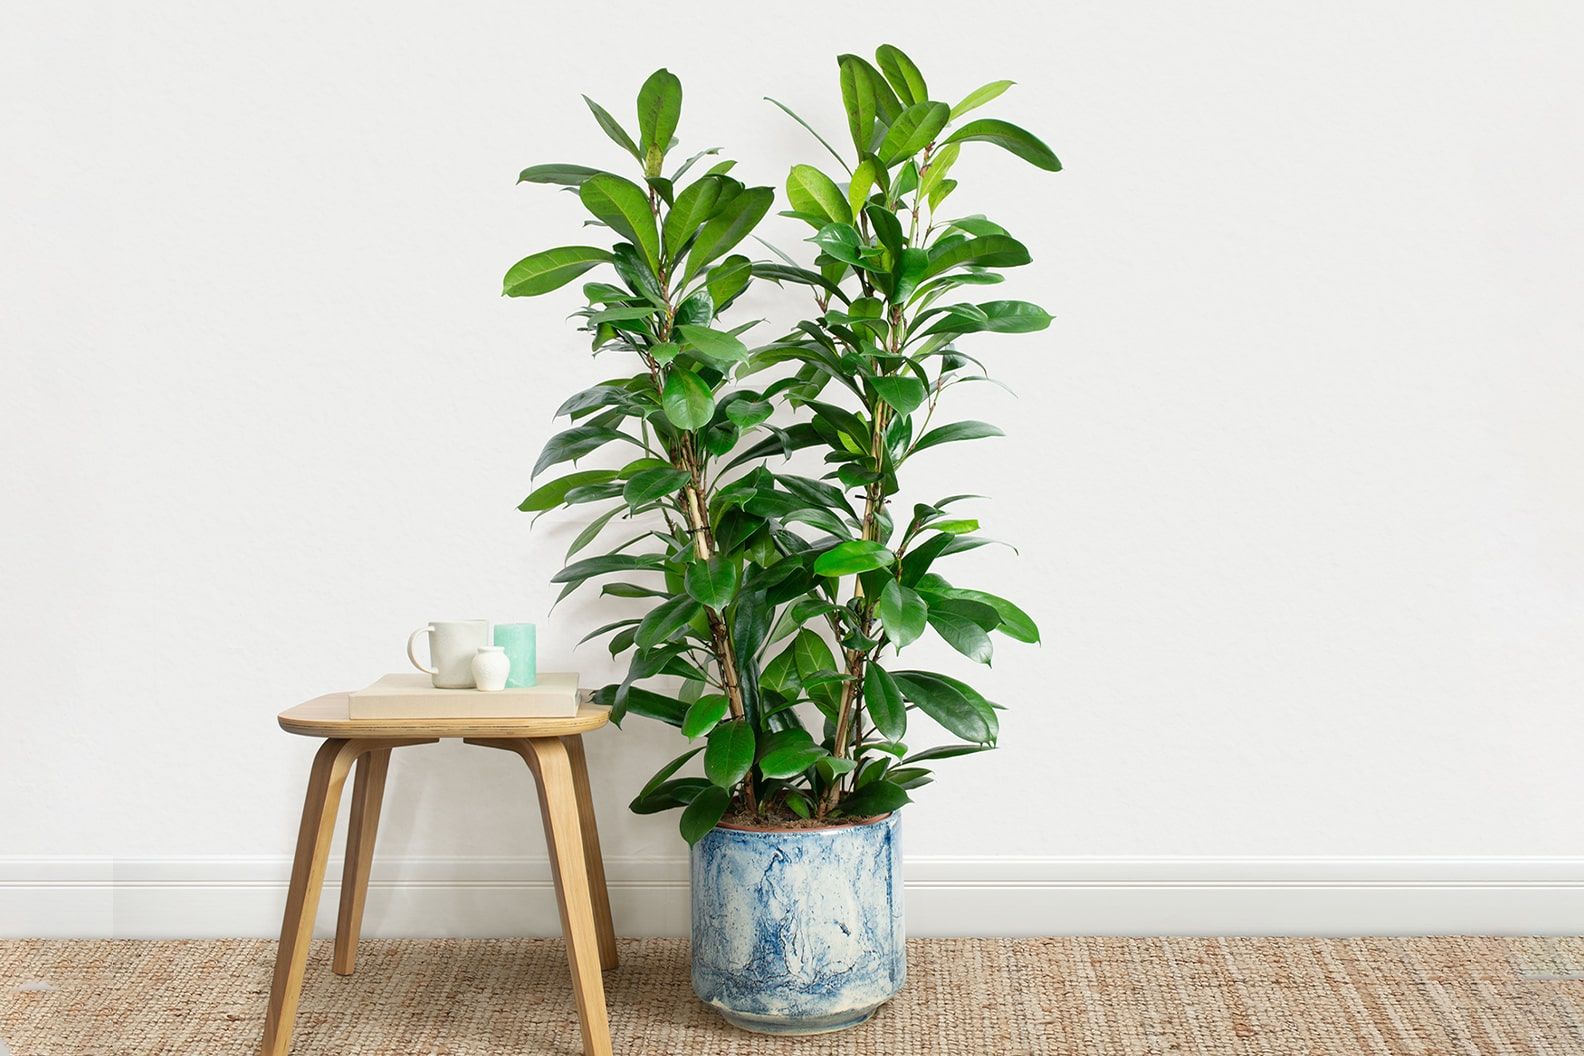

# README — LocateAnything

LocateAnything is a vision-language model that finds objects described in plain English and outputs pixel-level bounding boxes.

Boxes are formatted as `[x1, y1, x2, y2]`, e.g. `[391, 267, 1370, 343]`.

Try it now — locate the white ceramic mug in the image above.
[407, 620, 490, 688]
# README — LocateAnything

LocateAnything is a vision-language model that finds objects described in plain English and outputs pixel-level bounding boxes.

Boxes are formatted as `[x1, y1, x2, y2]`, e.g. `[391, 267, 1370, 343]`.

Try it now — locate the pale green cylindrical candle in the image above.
[492, 623, 537, 688]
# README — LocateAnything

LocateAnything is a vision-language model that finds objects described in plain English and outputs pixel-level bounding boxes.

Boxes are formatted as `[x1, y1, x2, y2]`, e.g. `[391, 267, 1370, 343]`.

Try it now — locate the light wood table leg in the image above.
[563, 735, 617, 970]
[262, 738, 432, 1056]
[468, 736, 613, 1056]
[333, 747, 391, 976]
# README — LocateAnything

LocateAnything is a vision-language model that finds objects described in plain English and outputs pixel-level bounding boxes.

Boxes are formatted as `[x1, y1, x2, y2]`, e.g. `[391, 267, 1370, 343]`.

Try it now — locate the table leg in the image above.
[563, 735, 618, 971]
[261, 738, 363, 1056]
[333, 747, 391, 976]
[523, 737, 614, 1056]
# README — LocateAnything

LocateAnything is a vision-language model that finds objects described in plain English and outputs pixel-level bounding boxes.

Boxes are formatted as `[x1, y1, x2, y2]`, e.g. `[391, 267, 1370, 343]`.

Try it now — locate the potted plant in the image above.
[506, 46, 1059, 1035]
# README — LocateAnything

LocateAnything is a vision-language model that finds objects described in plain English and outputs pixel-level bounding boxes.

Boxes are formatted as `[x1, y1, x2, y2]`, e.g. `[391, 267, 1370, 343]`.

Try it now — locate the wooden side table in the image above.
[262, 693, 618, 1056]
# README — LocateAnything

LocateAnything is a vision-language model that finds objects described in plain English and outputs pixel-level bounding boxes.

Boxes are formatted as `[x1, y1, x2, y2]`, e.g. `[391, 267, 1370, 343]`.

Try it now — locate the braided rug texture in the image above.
[3, 937, 1584, 1054]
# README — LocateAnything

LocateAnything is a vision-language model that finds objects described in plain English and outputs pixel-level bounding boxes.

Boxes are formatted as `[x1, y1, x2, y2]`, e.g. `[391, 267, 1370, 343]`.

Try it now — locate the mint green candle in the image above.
[492, 623, 537, 688]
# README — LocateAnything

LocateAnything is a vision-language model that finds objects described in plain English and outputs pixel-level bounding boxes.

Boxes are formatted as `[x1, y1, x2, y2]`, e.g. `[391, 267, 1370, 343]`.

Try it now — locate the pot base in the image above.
[711, 1002, 882, 1035]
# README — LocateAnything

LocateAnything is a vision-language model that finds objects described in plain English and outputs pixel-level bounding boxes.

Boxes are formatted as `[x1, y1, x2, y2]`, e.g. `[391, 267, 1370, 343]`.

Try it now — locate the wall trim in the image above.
[6, 855, 1584, 939]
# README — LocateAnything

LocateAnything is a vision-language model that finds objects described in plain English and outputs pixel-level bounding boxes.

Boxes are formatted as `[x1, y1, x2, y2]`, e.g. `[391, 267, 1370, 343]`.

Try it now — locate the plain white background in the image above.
[4, 0, 1583, 935]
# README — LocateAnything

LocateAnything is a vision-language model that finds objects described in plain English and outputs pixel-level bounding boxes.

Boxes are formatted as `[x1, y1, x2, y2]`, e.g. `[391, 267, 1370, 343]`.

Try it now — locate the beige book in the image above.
[348, 672, 580, 719]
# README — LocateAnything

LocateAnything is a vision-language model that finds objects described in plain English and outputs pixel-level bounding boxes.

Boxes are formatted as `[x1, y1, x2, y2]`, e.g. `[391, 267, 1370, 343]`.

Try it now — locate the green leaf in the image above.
[518, 469, 618, 512]
[874, 44, 928, 107]
[837, 779, 910, 818]
[892, 671, 992, 741]
[786, 165, 851, 226]
[809, 223, 863, 267]
[707, 255, 753, 309]
[814, 540, 895, 576]
[517, 163, 606, 187]
[681, 694, 729, 739]
[663, 175, 729, 255]
[879, 102, 949, 166]
[848, 157, 879, 222]
[892, 247, 929, 303]
[839, 53, 902, 124]
[680, 784, 730, 845]
[949, 589, 1040, 643]
[636, 68, 682, 176]
[871, 375, 926, 415]
[579, 174, 661, 273]
[629, 747, 704, 810]
[922, 235, 1031, 280]
[864, 664, 906, 741]
[533, 425, 633, 476]
[942, 118, 1062, 172]
[623, 466, 689, 509]
[949, 80, 1015, 121]
[636, 594, 703, 650]
[685, 557, 739, 610]
[583, 95, 642, 161]
[631, 777, 711, 814]
[661, 369, 715, 430]
[759, 743, 827, 779]
[724, 398, 772, 428]
[905, 742, 992, 764]
[764, 97, 852, 174]
[704, 721, 755, 788]
[551, 552, 665, 585]
[911, 420, 1004, 454]
[503, 246, 613, 297]
[685, 187, 774, 283]
[676, 323, 748, 364]
[879, 580, 927, 649]
[927, 609, 993, 664]
[839, 56, 876, 155]
[927, 299, 1052, 336]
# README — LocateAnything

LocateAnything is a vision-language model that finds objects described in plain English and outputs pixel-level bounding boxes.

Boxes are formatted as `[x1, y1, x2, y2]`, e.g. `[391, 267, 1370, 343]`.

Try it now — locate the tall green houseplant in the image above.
[507, 47, 1058, 841]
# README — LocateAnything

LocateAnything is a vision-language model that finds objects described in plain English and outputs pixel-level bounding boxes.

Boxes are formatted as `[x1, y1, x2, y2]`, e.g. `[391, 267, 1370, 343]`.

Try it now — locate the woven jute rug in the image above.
[3, 937, 1583, 1054]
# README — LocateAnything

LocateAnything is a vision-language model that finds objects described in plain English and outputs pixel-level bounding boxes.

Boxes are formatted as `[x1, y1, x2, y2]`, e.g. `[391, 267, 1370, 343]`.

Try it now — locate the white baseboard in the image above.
[5, 856, 1584, 939]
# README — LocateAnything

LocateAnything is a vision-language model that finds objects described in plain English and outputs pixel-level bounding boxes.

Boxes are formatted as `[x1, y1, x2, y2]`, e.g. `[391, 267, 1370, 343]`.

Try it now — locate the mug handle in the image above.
[406, 626, 438, 676]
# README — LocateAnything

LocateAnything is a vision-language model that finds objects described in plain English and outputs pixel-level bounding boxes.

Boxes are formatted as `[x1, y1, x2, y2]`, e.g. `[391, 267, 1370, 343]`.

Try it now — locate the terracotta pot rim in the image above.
[712, 811, 895, 835]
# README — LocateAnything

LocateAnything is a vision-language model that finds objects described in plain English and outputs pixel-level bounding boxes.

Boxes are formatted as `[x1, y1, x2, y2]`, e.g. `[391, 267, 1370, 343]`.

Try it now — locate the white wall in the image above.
[4, 0, 1583, 936]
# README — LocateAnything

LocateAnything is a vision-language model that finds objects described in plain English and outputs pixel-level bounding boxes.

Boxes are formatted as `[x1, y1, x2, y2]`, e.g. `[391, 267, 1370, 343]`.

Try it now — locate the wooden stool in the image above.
[261, 693, 617, 1056]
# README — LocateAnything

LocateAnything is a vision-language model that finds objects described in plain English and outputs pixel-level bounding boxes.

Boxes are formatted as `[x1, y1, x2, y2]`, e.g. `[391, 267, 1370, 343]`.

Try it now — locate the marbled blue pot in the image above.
[690, 811, 905, 1034]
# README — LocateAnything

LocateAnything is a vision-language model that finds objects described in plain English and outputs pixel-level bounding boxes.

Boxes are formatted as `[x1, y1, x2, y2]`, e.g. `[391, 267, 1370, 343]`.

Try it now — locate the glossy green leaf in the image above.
[927, 299, 1052, 336]
[839, 55, 876, 155]
[583, 95, 641, 161]
[636, 68, 682, 175]
[871, 375, 926, 416]
[704, 721, 755, 788]
[517, 163, 606, 186]
[838, 53, 902, 124]
[758, 743, 827, 779]
[879, 102, 949, 165]
[685, 557, 739, 610]
[551, 552, 665, 585]
[837, 779, 910, 818]
[579, 173, 660, 272]
[681, 694, 728, 739]
[676, 323, 748, 364]
[892, 671, 993, 741]
[814, 540, 895, 576]
[661, 369, 715, 430]
[911, 420, 1004, 454]
[809, 223, 863, 267]
[864, 663, 906, 741]
[927, 609, 993, 664]
[519, 469, 619, 511]
[848, 157, 879, 221]
[786, 165, 851, 226]
[875, 44, 928, 107]
[636, 594, 704, 650]
[623, 466, 689, 509]
[879, 579, 927, 649]
[685, 187, 774, 283]
[680, 784, 730, 845]
[948, 589, 1040, 643]
[533, 425, 635, 476]
[949, 80, 1015, 121]
[922, 235, 1031, 280]
[941, 118, 1062, 171]
[629, 747, 704, 810]
[503, 246, 613, 297]
[663, 175, 728, 255]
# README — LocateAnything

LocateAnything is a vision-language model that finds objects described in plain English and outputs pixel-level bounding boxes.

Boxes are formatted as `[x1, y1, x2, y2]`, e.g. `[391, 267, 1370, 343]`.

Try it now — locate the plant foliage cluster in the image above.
[506, 46, 1059, 843]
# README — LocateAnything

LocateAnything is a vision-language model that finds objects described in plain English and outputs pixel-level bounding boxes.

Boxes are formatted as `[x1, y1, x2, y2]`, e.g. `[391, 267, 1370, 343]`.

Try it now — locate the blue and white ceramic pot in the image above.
[690, 811, 905, 1034]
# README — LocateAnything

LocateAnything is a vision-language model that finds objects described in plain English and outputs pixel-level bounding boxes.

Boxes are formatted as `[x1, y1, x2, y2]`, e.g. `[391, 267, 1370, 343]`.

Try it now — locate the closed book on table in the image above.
[348, 672, 580, 719]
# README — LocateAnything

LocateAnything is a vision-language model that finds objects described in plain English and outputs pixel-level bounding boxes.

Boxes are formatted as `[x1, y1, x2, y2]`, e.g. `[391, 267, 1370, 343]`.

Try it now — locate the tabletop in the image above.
[279, 692, 611, 739]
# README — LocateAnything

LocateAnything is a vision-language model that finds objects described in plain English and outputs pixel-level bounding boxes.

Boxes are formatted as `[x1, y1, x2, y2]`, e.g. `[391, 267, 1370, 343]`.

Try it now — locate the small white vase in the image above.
[471, 646, 510, 692]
